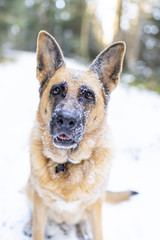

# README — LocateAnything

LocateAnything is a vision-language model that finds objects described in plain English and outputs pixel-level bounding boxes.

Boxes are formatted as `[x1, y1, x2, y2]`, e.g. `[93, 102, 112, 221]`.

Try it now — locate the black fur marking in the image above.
[39, 76, 49, 97]
[103, 84, 110, 105]
[50, 82, 68, 101]
[103, 83, 110, 95]
[94, 116, 97, 121]
[45, 109, 47, 114]
[111, 64, 120, 80]
[46, 37, 64, 71]
[78, 85, 95, 104]
[59, 224, 68, 235]
[90, 54, 103, 75]
[55, 164, 66, 173]
[37, 54, 45, 71]
[47, 235, 54, 239]
[131, 191, 139, 196]
[55, 46, 64, 69]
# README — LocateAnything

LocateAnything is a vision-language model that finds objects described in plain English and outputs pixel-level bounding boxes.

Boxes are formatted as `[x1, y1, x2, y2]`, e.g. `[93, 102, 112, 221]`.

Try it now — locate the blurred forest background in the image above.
[0, 0, 160, 93]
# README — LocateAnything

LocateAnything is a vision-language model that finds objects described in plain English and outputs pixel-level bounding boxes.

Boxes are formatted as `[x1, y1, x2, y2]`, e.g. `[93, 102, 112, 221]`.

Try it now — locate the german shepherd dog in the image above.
[24, 31, 137, 240]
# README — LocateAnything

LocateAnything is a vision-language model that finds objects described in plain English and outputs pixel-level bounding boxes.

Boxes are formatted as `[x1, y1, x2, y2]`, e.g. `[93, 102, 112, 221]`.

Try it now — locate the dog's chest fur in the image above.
[28, 122, 113, 224]
[32, 169, 109, 224]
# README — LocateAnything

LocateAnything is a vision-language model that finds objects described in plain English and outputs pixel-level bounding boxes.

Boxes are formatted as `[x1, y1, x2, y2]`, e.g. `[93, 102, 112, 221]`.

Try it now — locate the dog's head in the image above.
[36, 31, 125, 153]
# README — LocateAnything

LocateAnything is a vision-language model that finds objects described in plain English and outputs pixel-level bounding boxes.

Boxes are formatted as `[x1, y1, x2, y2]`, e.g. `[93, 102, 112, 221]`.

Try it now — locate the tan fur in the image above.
[25, 31, 126, 240]
[33, 191, 47, 240]
[105, 191, 135, 203]
[87, 199, 103, 240]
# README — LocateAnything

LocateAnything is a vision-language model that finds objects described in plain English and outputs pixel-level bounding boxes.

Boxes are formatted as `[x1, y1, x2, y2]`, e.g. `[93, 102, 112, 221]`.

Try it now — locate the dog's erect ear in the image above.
[36, 30, 65, 84]
[90, 42, 126, 93]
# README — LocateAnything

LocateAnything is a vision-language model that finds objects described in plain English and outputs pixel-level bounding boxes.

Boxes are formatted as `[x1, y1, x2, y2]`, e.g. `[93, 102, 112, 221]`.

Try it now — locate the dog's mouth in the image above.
[57, 134, 71, 141]
[53, 134, 77, 149]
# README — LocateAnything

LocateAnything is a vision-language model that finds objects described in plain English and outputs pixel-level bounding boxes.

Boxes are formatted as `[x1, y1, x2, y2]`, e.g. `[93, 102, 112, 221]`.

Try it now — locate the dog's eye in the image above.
[85, 91, 94, 101]
[51, 86, 61, 95]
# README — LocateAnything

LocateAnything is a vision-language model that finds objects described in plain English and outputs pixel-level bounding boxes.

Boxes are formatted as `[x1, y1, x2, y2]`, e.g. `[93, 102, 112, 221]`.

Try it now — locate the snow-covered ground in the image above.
[0, 51, 160, 240]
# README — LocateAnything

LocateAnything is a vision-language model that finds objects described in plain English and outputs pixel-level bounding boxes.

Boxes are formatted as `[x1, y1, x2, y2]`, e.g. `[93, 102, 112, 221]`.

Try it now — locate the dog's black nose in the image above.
[56, 111, 77, 130]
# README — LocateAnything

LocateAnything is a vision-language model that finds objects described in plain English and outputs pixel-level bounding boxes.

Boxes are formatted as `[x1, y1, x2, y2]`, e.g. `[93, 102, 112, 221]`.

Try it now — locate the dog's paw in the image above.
[23, 219, 33, 237]
[46, 235, 54, 239]
[46, 221, 55, 239]
[59, 223, 69, 235]
[46, 221, 74, 238]
[76, 220, 92, 240]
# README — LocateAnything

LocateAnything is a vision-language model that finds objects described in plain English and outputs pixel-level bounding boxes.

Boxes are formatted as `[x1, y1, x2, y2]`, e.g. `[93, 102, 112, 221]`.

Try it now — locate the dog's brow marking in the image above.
[50, 81, 68, 96]
[80, 84, 92, 92]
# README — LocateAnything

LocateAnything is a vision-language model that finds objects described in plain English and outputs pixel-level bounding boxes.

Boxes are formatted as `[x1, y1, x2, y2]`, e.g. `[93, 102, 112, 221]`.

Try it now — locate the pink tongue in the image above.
[58, 134, 71, 140]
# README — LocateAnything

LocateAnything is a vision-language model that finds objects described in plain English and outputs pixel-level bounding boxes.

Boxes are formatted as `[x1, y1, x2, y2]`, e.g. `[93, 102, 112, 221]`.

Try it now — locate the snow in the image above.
[0, 51, 160, 239]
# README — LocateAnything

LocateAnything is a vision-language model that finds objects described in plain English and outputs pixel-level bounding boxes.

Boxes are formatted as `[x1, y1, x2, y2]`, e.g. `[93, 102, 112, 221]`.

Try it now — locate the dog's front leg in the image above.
[87, 199, 103, 240]
[33, 190, 47, 240]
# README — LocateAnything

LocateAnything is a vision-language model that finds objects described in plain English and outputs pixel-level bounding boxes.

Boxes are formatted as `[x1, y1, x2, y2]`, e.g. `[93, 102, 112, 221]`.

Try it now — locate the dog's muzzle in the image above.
[50, 109, 84, 149]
